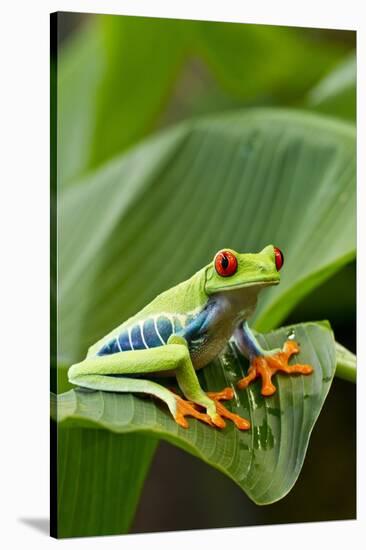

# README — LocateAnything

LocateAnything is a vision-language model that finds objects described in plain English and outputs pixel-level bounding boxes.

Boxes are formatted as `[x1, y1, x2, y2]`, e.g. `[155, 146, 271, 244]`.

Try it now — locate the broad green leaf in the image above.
[58, 15, 349, 184]
[57, 20, 105, 186]
[54, 427, 157, 538]
[57, 15, 189, 185]
[54, 322, 336, 506]
[90, 16, 190, 171]
[307, 51, 356, 121]
[58, 109, 355, 364]
[195, 23, 346, 101]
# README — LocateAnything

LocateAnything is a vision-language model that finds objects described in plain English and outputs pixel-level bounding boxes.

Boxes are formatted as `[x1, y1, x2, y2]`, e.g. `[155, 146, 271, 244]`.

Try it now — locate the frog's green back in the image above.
[87, 267, 208, 357]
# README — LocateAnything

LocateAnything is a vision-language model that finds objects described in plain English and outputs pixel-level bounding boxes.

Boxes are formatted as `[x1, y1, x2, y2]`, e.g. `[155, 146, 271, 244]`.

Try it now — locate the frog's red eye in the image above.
[274, 247, 284, 271]
[214, 250, 238, 277]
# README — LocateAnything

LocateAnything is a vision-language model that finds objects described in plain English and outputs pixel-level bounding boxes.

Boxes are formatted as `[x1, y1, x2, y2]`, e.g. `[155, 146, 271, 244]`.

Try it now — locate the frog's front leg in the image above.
[68, 338, 250, 430]
[168, 335, 250, 430]
[234, 321, 313, 396]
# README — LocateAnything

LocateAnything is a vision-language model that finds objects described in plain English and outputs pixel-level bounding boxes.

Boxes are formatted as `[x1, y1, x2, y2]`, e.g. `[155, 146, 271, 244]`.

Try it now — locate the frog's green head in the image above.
[205, 245, 284, 295]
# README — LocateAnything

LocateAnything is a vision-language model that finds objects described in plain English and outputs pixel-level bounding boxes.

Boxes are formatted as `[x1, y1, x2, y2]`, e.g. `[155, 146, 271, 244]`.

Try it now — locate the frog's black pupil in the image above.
[221, 255, 229, 269]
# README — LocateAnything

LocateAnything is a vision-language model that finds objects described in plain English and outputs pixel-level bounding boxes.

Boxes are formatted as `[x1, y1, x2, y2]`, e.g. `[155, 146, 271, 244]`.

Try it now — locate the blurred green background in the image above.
[54, 12, 356, 534]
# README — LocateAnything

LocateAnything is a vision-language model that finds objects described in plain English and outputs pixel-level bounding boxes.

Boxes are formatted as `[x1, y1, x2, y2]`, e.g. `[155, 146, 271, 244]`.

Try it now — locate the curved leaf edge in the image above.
[52, 320, 337, 505]
[59, 107, 355, 362]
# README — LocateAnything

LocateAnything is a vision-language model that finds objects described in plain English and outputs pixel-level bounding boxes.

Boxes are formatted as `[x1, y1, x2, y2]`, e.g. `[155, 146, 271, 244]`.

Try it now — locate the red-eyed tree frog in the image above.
[68, 245, 313, 430]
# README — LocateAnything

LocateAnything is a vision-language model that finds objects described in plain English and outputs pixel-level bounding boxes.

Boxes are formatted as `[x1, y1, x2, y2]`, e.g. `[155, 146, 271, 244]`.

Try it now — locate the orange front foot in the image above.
[174, 387, 250, 430]
[237, 340, 313, 396]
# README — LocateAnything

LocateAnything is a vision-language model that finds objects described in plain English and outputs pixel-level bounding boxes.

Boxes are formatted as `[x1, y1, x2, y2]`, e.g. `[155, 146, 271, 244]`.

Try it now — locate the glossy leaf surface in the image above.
[54, 322, 336, 505]
[58, 109, 355, 365]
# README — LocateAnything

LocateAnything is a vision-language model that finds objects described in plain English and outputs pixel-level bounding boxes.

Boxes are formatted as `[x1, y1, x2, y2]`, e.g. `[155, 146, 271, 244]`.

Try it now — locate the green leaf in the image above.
[58, 109, 355, 363]
[57, 16, 187, 185]
[54, 322, 336, 506]
[57, 21, 105, 186]
[58, 15, 349, 184]
[89, 16, 191, 172]
[54, 427, 157, 538]
[335, 341, 356, 383]
[195, 23, 346, 101]
[306, 51, 356, 121]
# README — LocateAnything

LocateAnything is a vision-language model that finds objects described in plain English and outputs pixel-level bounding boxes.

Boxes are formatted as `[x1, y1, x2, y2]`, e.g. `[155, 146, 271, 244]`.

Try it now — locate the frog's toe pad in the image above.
[208, 388, 251, 430]
[174, 396, 213, 429]
[237, 339, 313, 397]
[174, 388, 250, 430]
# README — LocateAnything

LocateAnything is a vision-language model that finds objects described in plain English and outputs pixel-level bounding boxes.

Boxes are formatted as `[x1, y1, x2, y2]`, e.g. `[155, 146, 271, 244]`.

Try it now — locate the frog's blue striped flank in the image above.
[96, 314, 190, 356]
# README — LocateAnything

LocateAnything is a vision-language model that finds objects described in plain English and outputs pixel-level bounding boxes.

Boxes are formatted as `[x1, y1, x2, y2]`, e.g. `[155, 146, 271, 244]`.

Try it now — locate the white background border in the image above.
[0, 1, 363, 548]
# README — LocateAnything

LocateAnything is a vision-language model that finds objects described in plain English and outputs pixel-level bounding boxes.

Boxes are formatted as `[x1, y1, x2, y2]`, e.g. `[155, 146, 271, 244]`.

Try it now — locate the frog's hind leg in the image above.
[68, 341, 250, 430]
[68, 345, 215, 429]
[207, 388, 251, 430]
[69, 372, 180, 421]
[69, 371, 215, 429]
[168, 335, 251, 430]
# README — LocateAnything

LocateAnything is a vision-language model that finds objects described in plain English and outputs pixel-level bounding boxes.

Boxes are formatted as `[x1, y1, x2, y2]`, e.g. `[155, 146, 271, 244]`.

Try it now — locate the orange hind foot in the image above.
[174, 387, 250, 430]
[237, 340, 313, 396]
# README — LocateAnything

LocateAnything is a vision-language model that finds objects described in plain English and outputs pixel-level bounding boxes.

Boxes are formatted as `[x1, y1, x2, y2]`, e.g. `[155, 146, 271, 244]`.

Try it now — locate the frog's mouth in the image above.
[212, 277, 280, 292]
